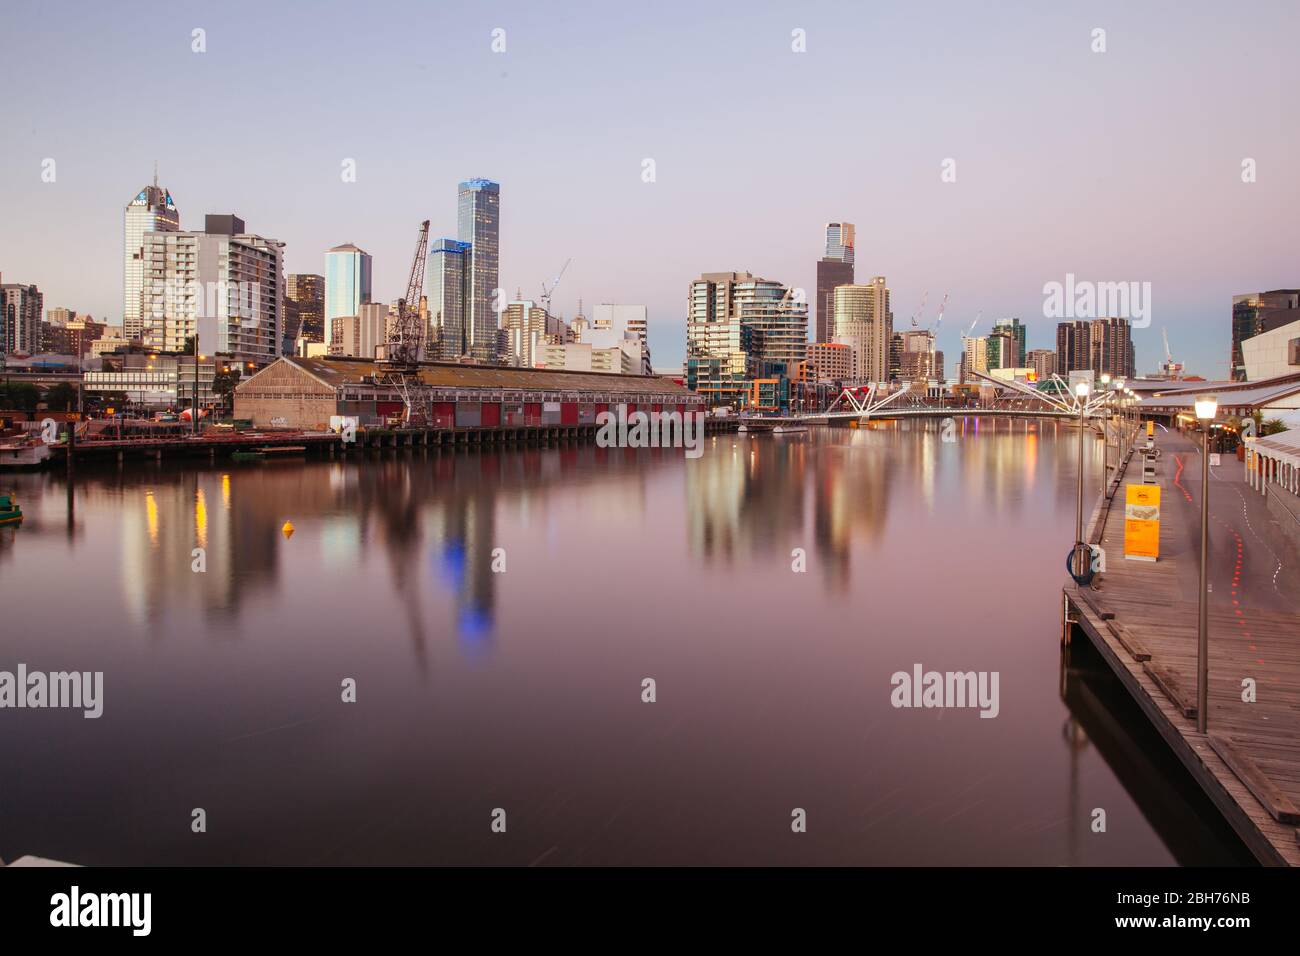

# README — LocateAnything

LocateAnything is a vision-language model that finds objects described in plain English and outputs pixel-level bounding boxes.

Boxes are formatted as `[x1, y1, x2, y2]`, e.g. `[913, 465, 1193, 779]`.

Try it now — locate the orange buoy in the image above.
[282, 520, 295, 539]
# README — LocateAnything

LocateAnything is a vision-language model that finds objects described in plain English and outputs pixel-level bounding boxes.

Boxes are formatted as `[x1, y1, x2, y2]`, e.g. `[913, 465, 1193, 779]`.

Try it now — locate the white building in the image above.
[141, 215, 284, 366]
[588, 303, 652, 374]
[534, 341, 635, 374]
[1243, 318, 1300, 382]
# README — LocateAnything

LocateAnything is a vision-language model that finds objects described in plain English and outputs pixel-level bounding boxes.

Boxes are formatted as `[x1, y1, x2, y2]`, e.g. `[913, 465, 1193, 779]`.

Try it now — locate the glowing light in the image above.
[145, 491, 158, 545]
[195, 488, 208, 548]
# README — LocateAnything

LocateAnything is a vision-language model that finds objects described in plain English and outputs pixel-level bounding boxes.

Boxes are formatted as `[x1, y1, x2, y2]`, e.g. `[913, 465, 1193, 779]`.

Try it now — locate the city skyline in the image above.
[2, 1, 1297, 378]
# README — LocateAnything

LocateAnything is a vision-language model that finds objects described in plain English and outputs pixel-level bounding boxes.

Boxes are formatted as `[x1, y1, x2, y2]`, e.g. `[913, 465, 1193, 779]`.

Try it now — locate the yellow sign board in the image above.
[1146, 420, 1154, 438]
[1124, 484, 1160, 561]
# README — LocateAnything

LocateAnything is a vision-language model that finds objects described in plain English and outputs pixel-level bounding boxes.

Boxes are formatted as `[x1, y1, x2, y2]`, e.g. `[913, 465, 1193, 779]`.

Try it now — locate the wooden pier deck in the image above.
[1066, 434, 1300, 866]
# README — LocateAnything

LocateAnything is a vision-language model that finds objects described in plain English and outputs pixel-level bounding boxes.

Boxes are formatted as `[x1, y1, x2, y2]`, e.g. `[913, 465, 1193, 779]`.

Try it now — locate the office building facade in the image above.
[426, 238, 471, 361]
[324, 244, 372, 348]
[457, 178, 501, 362]
[832, 277, 891, 383]
[123, 174, 180, 340]
[815, 222, 855, 343]
[1232, 290, 1300, 381]
[286, 273, 325, 344]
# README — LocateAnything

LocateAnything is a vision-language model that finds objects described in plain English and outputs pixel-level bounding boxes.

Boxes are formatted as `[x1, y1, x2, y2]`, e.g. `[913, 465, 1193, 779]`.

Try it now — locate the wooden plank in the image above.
[1208, 735, 1300, 825]
[1142, 661, 1197, 718]
[1106, 619, 1151, 661]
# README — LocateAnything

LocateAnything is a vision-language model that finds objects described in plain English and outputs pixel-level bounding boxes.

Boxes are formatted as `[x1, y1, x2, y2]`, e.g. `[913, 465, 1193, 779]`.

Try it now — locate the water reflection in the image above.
[0, 424, 1253, 865]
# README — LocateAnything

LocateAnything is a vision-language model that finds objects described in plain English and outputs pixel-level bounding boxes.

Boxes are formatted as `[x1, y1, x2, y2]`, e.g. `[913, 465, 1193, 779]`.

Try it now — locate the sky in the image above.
[1, 0, 1297, 377]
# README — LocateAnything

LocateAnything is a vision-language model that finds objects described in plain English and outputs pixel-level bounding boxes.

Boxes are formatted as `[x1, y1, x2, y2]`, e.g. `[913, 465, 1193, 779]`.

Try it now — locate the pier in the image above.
[1066, 428, 1300, 866]
[46, 416, 741, 463]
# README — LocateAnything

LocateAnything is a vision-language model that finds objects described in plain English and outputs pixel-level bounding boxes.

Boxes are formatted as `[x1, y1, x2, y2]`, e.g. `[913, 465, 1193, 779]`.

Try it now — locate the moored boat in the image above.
[0, 438, 52, 469]
[0, 493, 23, 525]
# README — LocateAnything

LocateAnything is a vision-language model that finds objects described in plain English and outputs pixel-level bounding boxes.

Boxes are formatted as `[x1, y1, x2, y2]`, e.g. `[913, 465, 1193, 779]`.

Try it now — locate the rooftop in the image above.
[263, 356, 698, 397]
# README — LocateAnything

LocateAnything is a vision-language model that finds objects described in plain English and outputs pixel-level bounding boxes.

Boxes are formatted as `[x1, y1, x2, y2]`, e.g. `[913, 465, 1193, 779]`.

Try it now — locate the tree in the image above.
[211, 371, 240, 418]
[44, 382, 78, 410]
[1262, 418, 1287, 436]
[0, 381, 40, 411]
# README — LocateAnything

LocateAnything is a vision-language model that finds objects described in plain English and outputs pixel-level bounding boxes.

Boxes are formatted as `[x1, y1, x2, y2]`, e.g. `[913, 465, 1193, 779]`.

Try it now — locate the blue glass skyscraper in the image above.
[456, 178, 500, 363]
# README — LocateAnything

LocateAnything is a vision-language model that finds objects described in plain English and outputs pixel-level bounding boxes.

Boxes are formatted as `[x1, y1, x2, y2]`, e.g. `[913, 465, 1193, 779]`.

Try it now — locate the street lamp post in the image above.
[1074, 380, 1091, 578]
[1194, 393, 1218, 734]
[1099, 374, 1111, 496]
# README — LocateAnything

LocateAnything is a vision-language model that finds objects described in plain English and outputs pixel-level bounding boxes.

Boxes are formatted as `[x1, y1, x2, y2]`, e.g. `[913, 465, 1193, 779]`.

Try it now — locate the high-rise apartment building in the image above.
[991, 317, 1026, 367]
[1, 281, 43, 355]
[962, 336, 989, 381]
[815, 222, 855, 343]
[1055, 320, 1091, 375]
[832, 277, 892, 383]
[457, 178, 501, 363]
[141, 214, 284, 366]
[123, 173, 180, 340]
[1232, 290, 1300, 381]
[286, 274, 325, 344]
[324, 244, 372, 347]
[686, 272, 807, 405]
[986, 331, 1015, 370]
[1054, 317, 1134, 379]
[1028, 348, 1057, 381]
[1088, 316, 1135, 380]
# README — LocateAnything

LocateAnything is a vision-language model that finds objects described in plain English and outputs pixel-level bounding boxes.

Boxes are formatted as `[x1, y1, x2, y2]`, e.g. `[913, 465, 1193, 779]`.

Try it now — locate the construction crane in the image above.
[910, 290, 928, 329]
[386, 219, 430, 367]
[1161, 326, 1184, 380]
[540, 258, 572, 314]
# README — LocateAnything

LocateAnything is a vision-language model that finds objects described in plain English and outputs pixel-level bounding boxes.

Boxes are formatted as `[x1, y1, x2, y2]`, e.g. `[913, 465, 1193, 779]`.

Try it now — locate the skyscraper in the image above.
[426, 238, 471, 361]
[832, 277, 892, 383]
[1232, 290, 1300, 381]
[123, 172, 180, 340]
[324, 244, 372, 347]
[457, 178, 501, 363]
[815, 222, 855, 343]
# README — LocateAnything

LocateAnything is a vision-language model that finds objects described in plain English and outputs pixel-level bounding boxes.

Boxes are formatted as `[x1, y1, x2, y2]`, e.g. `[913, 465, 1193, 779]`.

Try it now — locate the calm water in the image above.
[0, 420, 1253, 865]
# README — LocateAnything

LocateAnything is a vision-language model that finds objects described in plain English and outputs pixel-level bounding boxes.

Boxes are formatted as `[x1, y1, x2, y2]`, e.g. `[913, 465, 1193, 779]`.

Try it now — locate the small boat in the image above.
[773, 424, 808, 434]
[230, 450, 267, 462]
[0, 493, 22, 526]
[261, 445, 307, 456]
[0, 438, 52, 469]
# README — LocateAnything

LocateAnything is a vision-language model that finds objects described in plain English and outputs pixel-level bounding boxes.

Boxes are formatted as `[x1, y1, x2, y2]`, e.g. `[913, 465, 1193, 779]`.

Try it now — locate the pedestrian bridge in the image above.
[738, 372, 1117, 430]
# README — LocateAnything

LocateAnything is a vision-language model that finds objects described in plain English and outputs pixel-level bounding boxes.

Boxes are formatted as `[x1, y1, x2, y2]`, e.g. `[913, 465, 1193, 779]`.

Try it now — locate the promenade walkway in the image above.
[1067, 427, 1300, 866]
